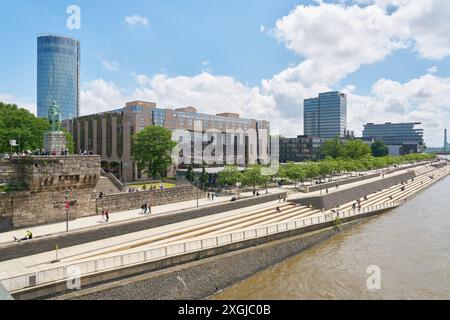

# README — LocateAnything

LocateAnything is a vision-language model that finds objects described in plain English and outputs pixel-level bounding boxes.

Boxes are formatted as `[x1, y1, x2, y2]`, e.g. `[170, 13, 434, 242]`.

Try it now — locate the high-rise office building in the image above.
[363, 122, 424, 155]
[37, 34, 80, 120]
[304, 91, 347, 139]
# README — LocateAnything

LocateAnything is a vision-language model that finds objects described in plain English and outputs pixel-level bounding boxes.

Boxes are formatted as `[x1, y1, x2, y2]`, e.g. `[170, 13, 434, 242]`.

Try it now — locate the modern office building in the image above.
[62, 101, 270, 181]
[279, 135, 324, 163]
[37, 34, 80, 120]
[304, 91, 347, 139]
[363, 122, 424, 155]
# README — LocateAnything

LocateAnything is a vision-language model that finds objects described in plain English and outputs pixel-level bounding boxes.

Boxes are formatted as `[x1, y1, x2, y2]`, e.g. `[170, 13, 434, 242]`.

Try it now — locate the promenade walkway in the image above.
[0, 162, 446, 285]
[0, 161, 433, 245]
[0, 188, 285, 245]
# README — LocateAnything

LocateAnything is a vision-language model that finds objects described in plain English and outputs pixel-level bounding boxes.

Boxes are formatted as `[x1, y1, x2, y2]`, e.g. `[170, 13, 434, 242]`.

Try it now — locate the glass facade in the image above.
[304, 91, 347, 139]
[37, 35, 80, 120]
[363, 122, 424, 146]
[152, 109, 166, 126]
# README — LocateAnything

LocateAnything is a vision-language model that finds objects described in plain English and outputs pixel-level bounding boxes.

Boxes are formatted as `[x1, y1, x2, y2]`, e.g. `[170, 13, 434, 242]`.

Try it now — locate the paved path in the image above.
[0, 161, 433, 245]
[0, 162, 440, 282]
[0, 188, 285, 245]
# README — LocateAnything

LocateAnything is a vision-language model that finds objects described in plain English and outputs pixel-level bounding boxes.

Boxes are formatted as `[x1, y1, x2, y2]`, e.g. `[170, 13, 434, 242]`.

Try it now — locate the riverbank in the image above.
[212, 172, 450, 300]
[47, 165, 450, 300]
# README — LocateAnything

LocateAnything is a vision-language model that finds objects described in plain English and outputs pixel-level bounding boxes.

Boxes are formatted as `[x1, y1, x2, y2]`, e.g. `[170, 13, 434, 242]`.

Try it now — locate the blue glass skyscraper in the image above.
[304, 91, 347, 139]
[37, 34, 80, 120]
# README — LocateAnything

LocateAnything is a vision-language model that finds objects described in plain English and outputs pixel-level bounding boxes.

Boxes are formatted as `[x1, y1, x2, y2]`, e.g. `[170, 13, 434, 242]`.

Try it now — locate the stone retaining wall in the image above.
[293, 171, 416, 210]
[97, 186, 198, 213]
[0, 161, 18, 183]
[0, 156, 100, 231]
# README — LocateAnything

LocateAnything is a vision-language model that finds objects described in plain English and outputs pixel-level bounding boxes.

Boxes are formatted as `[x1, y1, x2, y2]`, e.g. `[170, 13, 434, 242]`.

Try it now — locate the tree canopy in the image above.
[0, 102, 50, 153]
[199, 167, 209, 189]
[371, 141, 389, 157]
[322, 137, 371, 160]
[186, 165, 195, 183]
[218, 166, 242, 187]
[131, 126, 177, 179]
[277, 152, 436, 186]
[241, 165, 269, 190]
[0, 102, 74, 154]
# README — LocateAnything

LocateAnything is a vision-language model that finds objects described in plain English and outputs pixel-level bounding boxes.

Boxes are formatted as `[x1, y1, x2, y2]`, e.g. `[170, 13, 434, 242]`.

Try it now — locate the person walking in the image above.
[105, 209, 110, 223]
[144, 202, 149, 214]
[147, 203, 152, 215]
[101, 209, 106, 222]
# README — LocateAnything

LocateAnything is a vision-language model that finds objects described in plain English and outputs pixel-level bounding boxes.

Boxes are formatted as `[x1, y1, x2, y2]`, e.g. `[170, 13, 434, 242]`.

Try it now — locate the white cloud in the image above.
[124, 14, 149, 27]
[260, 25, 266, 33]
[80, 0, 450, 147]
[427, 66, 438, 74]
[80, 79, 127, 115]
[101, 60, 119, 72]
[96, 55, 119, 72]
[201, 61, 212, 73]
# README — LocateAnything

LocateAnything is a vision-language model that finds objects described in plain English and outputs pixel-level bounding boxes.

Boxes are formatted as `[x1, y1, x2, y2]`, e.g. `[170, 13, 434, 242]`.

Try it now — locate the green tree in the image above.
[0, 102, 50, 153]
[280, 162, 306, 187]
[322, 137, 346, 159]
[242, 165, 268, 191]
[218, 166, 242, 190]
[304, 162, 320, 183]
[318, 160, 333, 182]
[345, 140, 371, 159]
[131, 126, 177, 180]
[199, 167, 209, 189]
[61, 128, 75, 154]
[371, 141, 389, 157]
[186, 165, 195, 183]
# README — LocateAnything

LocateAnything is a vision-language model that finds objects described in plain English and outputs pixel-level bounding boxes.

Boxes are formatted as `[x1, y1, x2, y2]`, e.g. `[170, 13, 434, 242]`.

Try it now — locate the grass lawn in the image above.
[127, 182, 176, 189]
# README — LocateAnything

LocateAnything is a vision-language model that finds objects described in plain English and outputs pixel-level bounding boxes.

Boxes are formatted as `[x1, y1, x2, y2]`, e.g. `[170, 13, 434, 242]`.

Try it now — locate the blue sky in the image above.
[1, 0, 450, 146]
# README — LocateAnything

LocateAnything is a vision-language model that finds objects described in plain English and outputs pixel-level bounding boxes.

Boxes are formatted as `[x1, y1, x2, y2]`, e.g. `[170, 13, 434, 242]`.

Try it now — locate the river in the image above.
[212, 161, 450, 300]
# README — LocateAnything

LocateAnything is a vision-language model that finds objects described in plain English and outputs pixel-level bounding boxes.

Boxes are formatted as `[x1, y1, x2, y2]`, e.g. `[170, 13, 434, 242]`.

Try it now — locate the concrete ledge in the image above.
[13, 205, 389, 300]
[49, 219, 366, 301]
[304, 173, 380, 193]
[294, 171, 416, 210]
[0, 192, 287, 262]
[0, 283, 13, 300]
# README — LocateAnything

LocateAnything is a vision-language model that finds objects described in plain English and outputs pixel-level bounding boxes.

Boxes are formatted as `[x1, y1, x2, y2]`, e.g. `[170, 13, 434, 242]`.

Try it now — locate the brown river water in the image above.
[212, 162, 450, 300]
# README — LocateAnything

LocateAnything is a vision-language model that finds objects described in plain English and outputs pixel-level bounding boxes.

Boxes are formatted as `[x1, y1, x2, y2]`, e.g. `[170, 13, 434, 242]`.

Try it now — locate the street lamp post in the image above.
[123, 163, 129, 192]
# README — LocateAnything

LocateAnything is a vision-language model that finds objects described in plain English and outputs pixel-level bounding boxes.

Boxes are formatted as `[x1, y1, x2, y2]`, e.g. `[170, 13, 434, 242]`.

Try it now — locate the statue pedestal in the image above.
[44, 131, 67, 153]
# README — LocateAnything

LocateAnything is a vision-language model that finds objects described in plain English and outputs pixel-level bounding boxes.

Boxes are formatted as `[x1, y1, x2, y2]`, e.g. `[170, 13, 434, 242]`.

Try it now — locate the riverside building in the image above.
[62, 101, 270, 181]
[363, 122, 425, 155]
[304, 91, 347, 139]
[279, 135, 324, 163]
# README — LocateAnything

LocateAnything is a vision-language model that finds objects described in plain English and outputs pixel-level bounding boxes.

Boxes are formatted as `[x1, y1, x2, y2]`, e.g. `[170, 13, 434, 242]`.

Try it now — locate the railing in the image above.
[100, 169, 125, 192]
[0, 200, 406, 293]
